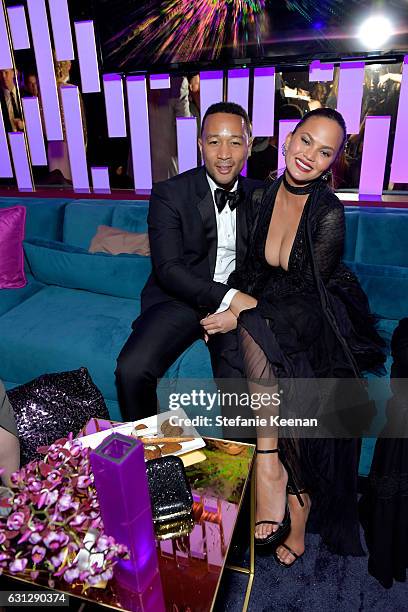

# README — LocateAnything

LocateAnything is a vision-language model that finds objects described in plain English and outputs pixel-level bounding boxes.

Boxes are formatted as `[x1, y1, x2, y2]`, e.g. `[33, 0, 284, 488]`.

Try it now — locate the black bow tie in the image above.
[214, 188, 243, 213]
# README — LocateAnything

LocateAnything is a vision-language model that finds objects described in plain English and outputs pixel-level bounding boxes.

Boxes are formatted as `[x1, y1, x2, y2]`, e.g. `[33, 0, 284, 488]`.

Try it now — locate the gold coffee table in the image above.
[2, 429, 255, 612]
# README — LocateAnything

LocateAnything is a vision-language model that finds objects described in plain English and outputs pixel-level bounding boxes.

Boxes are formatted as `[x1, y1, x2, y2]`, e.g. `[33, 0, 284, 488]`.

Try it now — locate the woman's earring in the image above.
[281, 143, 287, 157]
[322, 169, 332, 181]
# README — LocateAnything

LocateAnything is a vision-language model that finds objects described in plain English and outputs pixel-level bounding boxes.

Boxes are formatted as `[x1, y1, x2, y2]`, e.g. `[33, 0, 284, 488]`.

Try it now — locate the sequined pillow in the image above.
[8, 367, 110, 465]
[0, 205, 26, 289]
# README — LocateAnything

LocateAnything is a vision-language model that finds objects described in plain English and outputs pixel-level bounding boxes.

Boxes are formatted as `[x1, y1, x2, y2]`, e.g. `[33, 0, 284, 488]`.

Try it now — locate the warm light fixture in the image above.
[358, 15, 394, 50]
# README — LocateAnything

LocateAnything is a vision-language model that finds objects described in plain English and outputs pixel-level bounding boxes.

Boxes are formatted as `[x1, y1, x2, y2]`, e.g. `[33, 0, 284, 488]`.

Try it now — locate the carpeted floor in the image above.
[217, 532, 408, 612]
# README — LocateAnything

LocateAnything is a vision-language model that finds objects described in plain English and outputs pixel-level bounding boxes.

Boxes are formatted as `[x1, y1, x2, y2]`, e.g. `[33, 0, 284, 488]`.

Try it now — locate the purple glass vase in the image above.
[90, 432, 160, 594]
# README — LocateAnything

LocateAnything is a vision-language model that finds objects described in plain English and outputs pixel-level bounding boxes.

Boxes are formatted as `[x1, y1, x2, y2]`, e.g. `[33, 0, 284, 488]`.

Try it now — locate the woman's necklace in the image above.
[282, 171, 321, 195]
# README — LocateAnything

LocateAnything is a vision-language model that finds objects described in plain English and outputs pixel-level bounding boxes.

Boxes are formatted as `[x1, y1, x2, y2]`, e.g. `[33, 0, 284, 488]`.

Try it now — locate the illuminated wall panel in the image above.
[103, 74, 127, 138]
[60, 85, 89, 193]
[26, 0, 63, 141]
[22, 97, 47, 166]
[8, 132, 33, 191]
[176, 117, 197, 173]
[7, 5, 30, 50]
[359, 116, 391, 197]
[126, 75, 152, 191]
[252, 67, 275, 137]
[48, 0, 74, 61]
[337, 62, 365, 134]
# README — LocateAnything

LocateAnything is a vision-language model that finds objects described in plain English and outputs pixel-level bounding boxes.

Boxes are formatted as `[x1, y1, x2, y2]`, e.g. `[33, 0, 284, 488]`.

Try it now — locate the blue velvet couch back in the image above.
[0, 197, 407, 474]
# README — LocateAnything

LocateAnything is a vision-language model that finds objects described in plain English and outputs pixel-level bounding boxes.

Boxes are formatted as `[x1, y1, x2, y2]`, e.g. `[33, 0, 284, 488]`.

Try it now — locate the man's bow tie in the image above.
[214, 188, 243, 213]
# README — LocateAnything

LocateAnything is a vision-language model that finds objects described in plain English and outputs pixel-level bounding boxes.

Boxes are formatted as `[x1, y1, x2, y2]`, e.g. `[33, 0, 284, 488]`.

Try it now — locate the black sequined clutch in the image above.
[146, 455, 193, 523]
[8, 367, 109, 465]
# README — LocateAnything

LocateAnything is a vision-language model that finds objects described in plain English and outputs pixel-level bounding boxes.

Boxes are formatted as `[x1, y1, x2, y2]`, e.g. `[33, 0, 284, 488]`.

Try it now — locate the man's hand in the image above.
[200, 310, 237, 336]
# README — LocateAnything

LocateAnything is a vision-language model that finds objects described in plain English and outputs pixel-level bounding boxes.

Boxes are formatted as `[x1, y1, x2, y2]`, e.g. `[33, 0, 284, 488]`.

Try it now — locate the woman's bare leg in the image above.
[0, 428, 20, 486]
[275, 492, 311, 564]
[239, 325, 287, 540]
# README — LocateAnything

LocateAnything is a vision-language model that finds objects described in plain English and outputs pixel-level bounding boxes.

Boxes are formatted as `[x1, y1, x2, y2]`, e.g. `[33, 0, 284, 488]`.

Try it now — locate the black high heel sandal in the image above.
[254, 448, 291, 549]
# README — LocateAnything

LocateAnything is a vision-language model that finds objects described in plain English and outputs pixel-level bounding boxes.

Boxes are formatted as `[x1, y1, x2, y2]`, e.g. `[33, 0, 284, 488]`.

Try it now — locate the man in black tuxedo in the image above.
[0, 69, 23, 133]
[116, 102, 260, 422]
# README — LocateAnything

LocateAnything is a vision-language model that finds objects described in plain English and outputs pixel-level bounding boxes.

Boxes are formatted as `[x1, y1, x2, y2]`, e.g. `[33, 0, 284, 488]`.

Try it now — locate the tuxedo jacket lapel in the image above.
[235, 201, 248, 269]
[0, 91, 12, 133]
[235, 176, 250, 268]
[197, 189, 217, 277]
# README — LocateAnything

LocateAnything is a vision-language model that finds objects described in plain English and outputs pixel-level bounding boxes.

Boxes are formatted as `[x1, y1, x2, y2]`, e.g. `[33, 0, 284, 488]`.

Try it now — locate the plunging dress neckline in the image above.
[262, 189, 312, 273]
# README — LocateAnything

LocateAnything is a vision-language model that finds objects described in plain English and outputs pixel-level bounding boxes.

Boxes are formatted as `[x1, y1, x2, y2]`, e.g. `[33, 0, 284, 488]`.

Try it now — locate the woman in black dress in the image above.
[203, 108, 385, 565]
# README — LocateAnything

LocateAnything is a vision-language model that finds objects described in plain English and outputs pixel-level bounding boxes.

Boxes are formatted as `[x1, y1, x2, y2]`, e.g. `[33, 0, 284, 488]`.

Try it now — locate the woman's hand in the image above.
[229, 291, 258, 317]
[200, 309, 237, 337]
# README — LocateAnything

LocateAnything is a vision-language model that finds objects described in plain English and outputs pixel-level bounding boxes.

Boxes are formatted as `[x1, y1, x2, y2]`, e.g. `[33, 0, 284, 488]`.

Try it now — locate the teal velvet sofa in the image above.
[0, 197, 407, 473]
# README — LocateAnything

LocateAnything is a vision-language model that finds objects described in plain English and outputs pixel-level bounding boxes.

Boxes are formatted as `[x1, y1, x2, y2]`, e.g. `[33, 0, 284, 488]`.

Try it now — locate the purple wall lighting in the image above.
[60, 85, 89, 193]
[149, 74, 170, 89]
[278, 119, 300, 172]
[390, 56, 408, 184]
[48, 0, 75, 61]
[309, 60, 334, 82]
[176, 117, 197, 173]
[358, 116, 391, 198]
[127, 75, 152, 191]
[337, 62, 365, 134]
[7, 5, 30, 50]
[8, 132, 33, 191]
[227, 68, 250, 111]
[74, 21, 100, 94]
[252, 67, 275, 137]
[0, 109, 13, 177]
[26, 0, 62, 141]
[200, 71, 223, 118]
[91, 166, 111, 194]
[103, 74, 127, 138]
[0, 2, 12, 69]
[22, 97, 47, 166]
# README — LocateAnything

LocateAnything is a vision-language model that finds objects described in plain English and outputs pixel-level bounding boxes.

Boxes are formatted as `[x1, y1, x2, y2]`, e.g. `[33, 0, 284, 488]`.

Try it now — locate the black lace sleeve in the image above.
[304, 199, 346, 284]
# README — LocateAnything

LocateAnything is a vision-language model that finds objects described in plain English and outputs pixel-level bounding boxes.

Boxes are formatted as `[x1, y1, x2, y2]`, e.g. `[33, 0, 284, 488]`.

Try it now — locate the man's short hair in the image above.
[201, 102, 251, 136]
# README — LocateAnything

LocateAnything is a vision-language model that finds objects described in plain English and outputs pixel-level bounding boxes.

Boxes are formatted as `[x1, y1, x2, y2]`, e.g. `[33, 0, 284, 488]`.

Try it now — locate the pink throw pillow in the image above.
[0, 206, 27, 289]
[89, 225, 150, 256]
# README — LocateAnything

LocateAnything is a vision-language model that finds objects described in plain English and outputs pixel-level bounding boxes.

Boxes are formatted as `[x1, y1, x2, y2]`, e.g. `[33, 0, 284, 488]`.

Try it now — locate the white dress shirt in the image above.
[206, 174, 239, 313]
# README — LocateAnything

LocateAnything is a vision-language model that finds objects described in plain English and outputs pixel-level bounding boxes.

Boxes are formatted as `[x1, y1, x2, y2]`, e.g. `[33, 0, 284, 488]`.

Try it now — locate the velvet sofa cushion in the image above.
[111, 203, 149, 233]
[343, 210, 359, 262]
[0, 286, 194, 418]
[355, 212, 408, 267]
[0, 205, 26, 289]
[0, 198, 68, 241]
[63, 201, 116, 248]
[374, 318, 399, 351]
[0, 286, 139, 407]
[63, 200, 148, 249]
[24, 238, 151, 299]
[353, 262, 408, 320]
[0, 273, 44, 316]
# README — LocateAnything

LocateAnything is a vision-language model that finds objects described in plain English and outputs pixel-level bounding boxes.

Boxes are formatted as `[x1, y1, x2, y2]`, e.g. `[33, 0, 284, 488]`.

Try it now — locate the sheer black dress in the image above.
[227, 175, 385, 556]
